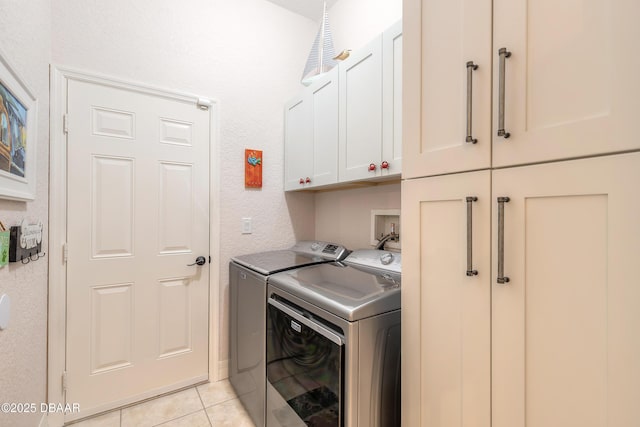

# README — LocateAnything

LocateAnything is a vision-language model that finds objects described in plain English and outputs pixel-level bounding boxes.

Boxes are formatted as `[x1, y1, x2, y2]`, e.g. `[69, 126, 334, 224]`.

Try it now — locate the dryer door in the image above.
[266, 296, 344, 427]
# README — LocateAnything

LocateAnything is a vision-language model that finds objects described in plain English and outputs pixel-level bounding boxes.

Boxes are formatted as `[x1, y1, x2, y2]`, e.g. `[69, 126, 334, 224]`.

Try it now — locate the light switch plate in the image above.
[242, 217, 252, 234]
[0, 294, 10, 330]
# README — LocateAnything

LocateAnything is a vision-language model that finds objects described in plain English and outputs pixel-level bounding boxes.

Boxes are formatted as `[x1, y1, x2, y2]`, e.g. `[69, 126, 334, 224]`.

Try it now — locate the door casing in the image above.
[47, 67, 221, 427]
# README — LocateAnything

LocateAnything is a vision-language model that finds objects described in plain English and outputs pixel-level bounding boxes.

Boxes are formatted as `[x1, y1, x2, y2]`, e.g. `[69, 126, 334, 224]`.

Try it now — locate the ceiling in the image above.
[263, 0, 340, 21]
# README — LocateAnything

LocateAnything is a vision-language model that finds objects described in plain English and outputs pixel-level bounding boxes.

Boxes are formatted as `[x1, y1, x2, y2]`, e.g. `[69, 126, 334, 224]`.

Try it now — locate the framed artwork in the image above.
[245, 149, 263, 188]
[0, 48, 38, 201]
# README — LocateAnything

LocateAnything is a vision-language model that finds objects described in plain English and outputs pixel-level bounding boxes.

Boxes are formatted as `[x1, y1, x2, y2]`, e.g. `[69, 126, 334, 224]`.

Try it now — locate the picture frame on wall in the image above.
[0, 47, 38, 201]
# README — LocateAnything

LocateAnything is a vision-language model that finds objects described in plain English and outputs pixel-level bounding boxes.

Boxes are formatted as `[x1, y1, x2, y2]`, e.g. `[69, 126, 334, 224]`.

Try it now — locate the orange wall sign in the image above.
[245, 149, 263, 188]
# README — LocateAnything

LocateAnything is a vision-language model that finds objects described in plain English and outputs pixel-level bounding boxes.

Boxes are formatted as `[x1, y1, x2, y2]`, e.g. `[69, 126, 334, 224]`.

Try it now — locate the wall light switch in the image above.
[242, 217, 252, 234]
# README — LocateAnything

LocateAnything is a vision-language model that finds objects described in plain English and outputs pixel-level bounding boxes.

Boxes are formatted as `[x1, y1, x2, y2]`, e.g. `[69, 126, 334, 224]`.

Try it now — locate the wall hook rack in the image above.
[20, 251, 46, 264]
[9, 219, 44, 264]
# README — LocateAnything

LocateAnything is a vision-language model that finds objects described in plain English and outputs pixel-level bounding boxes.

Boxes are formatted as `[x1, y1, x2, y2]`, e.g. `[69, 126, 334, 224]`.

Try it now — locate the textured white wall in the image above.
[313, 0, 403, 251]
[52, 0, 317, 371]
[0, 0, 51, 426]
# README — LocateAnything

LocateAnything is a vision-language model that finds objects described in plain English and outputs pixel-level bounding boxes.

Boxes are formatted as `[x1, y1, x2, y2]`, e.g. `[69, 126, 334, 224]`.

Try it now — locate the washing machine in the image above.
[229, 241, 349, 427]
[265, 249, 401, 427]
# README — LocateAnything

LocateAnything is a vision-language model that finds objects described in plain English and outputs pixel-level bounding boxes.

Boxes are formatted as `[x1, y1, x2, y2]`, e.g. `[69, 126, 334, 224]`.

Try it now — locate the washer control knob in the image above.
[380, 253, 394, 265]
[311, 242, 321, 251]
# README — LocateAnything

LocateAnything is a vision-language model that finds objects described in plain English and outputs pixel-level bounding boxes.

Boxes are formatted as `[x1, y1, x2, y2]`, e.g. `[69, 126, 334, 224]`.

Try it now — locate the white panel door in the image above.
[402, 170, 491, 427]
[284, 94, 312, 190]
[382, 20, 403, 177]
[493, 0, 640, 167]
[310, 67, 338, 187]
[492, 152, 640, 427]
[66, 79, 210, 420]
[339, 35, 383, 182]
[403, 0, 492, 179]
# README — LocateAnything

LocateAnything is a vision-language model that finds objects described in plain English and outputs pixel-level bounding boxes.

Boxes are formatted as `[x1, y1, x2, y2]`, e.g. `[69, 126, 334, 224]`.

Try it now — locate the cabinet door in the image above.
[493, 0, 640, 167]
[284, 94, 312, 191]
[403, 0, 492, 179]
[492, 153, 640, 427]
[310, 67, 339, 188]
[339, 35, 383, 182]
[382, 20, 403, 178]
[402, 170, 491, 427]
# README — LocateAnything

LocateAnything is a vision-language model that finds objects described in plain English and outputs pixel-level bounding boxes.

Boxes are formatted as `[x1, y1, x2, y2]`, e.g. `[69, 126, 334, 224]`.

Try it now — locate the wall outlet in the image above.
[242, 217, 252, 234]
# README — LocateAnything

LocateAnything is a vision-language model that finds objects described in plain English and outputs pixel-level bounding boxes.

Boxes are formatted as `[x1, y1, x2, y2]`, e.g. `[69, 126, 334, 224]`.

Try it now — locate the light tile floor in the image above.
[68, 380, 255, 427]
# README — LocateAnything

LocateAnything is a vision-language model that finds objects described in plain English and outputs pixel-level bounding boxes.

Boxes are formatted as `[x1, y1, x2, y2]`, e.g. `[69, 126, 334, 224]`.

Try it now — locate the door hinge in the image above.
[63, 114, 69, 134]
[62, 371, 68, 392]
[197, 98, 211, 111]
[63, 243, 68, 263]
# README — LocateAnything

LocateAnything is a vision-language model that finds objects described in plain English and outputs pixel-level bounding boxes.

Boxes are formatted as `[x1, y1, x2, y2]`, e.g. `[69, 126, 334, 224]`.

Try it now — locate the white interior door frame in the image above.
[47, 66, 221, 427]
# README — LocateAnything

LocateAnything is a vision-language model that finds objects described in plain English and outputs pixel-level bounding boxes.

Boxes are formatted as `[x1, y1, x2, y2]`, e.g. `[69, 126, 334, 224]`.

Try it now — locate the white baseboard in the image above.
[38, 413, 48, 427]
[218, 359, 229, 380]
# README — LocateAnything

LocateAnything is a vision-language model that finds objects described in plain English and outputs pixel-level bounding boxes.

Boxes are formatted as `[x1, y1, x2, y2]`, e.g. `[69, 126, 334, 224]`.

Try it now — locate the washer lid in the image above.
[268, 262, 400, 321]
[231, 241, 348, 276]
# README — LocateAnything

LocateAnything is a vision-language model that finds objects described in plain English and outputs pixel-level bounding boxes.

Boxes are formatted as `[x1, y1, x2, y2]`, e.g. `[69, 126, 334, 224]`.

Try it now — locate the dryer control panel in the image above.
[291, 241, 349, 261]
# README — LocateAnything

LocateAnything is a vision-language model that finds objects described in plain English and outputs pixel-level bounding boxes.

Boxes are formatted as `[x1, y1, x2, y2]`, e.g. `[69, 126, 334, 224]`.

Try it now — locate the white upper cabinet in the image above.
[382, 20, 403, 177]
[339, 34, 384, 182]
[284, 21, 403, 191]
[310, 67, 339, 187]
[492, 0, 640, 167]
[404, 0, 640, 178]
[338, 21, 403, 183]
[403, 0, 492, 179]
[284, 68, 339, 191]
[284, 93, 312, 191]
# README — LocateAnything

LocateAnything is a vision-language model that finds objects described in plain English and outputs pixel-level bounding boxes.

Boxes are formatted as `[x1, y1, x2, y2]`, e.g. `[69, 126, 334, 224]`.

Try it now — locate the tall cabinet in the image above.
[490, 155, 640, 427]
[403, 170, 492, 427]
[402, 0, 640, 426]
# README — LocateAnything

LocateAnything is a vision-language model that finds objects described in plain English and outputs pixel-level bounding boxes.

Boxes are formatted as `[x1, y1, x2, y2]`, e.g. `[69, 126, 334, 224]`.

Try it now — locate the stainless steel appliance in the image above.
[229, 241, 349, 427]
[266, 249, 401, 427]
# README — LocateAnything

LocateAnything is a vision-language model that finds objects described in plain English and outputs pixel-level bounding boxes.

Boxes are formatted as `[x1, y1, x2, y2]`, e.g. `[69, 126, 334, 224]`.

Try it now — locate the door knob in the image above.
[187, 256, 207, 266]
[381, 161, 389, 169]
[368, 163, 377, 171]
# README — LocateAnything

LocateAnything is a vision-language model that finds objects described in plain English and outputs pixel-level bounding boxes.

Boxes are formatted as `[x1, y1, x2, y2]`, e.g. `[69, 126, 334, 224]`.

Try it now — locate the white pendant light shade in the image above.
[301, 2, 338, 86]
